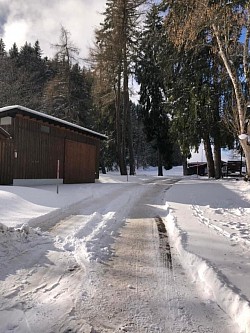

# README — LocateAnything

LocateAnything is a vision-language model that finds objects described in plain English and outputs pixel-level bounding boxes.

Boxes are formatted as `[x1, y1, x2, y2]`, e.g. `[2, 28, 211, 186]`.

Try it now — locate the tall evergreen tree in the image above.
[91, 0, 145, 175]
[0, 38, 6, 57]
[16, 41, 47, 109]
[163, 0, 250, 179]
[0, 40, 47, 109]
[9, 43, 19, 59]
[0, 38, 10, 107]
[136, 4, 173, 176]
[70, 64, 94, 125]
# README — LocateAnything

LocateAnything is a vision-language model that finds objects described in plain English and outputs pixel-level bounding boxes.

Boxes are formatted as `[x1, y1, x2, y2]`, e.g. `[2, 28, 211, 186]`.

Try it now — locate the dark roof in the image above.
[187, 162, 207, 166]
[0, 105, 107, 140]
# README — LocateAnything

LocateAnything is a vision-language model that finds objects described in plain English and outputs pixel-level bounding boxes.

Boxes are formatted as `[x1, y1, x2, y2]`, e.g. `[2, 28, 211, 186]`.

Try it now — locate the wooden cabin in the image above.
[187, 162, 207, 176]
[0, 105, 107, 185]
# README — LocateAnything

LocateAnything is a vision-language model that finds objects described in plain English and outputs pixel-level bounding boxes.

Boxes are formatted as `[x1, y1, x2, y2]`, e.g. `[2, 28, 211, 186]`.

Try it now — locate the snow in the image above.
[0, 166, 249, 332]
[0, 105, 107, 139]
[163, 178, 250, 332]
[188, 141, 243, 162]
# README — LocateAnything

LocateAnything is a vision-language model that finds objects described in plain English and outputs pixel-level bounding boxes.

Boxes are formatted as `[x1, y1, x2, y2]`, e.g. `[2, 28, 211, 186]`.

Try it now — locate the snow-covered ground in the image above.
[0, 167, 249, 332]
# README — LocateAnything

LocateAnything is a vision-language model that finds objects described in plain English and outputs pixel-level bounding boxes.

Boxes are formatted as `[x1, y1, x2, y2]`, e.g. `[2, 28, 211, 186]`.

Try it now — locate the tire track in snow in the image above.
[155, 216, 173, 269]
[79, 216, 231, 333]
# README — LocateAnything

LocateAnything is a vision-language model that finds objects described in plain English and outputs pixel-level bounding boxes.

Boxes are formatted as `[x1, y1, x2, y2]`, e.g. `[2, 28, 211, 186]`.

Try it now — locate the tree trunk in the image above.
[182, 156, 188, 176]
[127, 105, 135, 175]
[213, 141, 221, 179]
[115, 69, 127, 175]
[213, 23, 250, 178]
[100, 163, 106, 174]
[123, 47, 135, 175]
[158, 150, 163, 176]
[203, 135, 215, 178]
[241, 140, 250, 180]
[213, 102, 222, 179]
[212, 24, 246, 133]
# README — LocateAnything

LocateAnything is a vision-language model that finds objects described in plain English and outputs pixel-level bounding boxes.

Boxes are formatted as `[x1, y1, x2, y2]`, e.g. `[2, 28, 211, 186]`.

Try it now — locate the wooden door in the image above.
[0, 139, 13, 185]
[64, 140, 96, 183]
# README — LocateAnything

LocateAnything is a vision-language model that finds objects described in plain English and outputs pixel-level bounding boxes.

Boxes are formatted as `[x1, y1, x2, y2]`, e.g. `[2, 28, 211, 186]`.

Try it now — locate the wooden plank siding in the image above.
[11, 115, 100, 183]
[0, 106, 105, 185]
[64, 140, 96, 183]
[0, 114, 100, 184]
[0, 139, 13, 185]
[13, 115, 65, 180]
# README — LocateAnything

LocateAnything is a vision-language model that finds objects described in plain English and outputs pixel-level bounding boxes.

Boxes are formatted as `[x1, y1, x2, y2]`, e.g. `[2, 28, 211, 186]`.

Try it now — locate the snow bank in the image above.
[165, 206, 250, 333]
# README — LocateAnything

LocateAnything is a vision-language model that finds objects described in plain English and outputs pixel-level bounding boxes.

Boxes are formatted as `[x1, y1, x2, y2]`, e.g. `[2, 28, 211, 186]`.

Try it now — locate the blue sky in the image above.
[0, 0, 106, 59]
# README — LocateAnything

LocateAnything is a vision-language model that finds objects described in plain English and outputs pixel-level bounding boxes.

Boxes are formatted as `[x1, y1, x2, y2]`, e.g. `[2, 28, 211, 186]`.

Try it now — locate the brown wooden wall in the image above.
[64, 140, 96, 183]
[0, 114, 101, 184]
[0, 139, 13, 185]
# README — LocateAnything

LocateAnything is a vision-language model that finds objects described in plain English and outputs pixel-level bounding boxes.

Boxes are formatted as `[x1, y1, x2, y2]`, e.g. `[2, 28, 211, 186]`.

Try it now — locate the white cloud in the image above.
[4, 19, 29, 47]
[1, 0, 106, 60]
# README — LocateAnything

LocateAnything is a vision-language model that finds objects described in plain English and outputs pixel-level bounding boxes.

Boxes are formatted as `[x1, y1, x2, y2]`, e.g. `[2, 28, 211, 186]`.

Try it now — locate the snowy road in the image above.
[74, 217, 230, 333]
[0, 175, 240, 333]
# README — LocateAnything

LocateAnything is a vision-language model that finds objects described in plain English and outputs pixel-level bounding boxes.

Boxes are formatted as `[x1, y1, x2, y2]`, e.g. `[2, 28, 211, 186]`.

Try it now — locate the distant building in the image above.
[187, 162, 207, 176]
[0, 105, 106, 185]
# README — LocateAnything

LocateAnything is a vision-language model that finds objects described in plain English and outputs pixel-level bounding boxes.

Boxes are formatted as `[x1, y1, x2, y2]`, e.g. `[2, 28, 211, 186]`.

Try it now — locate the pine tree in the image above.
[163, 0, 250, 179]
[91, 0, 145, 175]
[0, 40, 48, 109]
[9, 43, 19, 59]
[70, 65, 94, 125]
[136, 4, 174, 176]
[0, 39, 6, 57]
[34, 40, 42, 59]
[0, 39, 10, 107]
[16, 41, 47, 109]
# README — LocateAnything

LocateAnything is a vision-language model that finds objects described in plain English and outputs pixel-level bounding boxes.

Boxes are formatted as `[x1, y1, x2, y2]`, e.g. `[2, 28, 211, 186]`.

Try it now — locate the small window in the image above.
[0, 117, 12, 125]
[41, 125, 50, 134]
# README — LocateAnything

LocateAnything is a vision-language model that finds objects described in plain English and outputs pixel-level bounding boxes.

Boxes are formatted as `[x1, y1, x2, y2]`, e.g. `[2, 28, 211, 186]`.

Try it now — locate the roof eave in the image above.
[0, 105, 107, 140]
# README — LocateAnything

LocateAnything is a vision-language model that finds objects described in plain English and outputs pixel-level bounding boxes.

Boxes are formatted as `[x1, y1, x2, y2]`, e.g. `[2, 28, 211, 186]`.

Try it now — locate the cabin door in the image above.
[64, 140, 96, 183]
[0, 139, 13, 185]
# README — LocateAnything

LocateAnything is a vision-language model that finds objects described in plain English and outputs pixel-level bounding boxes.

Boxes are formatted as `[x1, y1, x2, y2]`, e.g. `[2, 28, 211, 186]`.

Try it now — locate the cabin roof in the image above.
[0, 105, 107, 140]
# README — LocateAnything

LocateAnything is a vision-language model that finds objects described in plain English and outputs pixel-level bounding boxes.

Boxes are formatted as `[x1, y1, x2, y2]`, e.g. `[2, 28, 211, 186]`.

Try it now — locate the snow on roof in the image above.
[0, 105, 107, 140]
